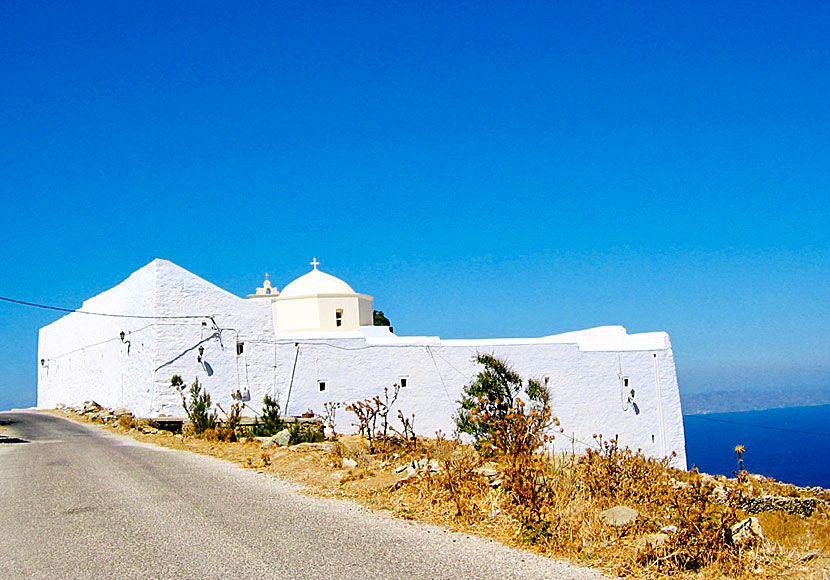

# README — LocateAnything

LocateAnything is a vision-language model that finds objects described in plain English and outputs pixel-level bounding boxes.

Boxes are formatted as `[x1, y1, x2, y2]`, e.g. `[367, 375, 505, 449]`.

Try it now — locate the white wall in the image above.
[38, 260, 687, 469]
[250, 332, 686, 469]
[37, 261, 158, 411]
[148, 260, 275, 418]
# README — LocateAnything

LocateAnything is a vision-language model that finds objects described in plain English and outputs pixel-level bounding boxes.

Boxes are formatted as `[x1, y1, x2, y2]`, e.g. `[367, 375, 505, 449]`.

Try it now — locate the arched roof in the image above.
[279, 267, 356, 298]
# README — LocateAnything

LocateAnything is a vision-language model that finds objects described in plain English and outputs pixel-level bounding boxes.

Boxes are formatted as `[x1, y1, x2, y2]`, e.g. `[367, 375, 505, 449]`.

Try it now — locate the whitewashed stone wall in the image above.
[37, 259, 687, 469]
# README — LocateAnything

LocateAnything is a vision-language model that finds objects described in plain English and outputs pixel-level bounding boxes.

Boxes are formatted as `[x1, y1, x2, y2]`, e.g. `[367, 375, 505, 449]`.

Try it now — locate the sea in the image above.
[683, 404, 830, 488]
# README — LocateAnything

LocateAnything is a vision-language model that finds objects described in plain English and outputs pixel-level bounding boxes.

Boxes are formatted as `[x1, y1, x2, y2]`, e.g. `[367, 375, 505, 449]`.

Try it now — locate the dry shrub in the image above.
[244, 450, 271, 469]
[757, 503, 830, 555]
[577, 435, 676, 510]
[640, 470, 744, 573]
[350, 446, 372, 470]
[327, 439, 346, 464]
[117, 414, 134, 430]
[200, 426, 236, 442]
[433, 441, 486, 518]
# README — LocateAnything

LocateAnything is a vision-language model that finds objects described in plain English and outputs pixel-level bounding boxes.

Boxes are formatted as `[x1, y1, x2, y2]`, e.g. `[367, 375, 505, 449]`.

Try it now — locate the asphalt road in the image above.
[0, 411, 606, 580]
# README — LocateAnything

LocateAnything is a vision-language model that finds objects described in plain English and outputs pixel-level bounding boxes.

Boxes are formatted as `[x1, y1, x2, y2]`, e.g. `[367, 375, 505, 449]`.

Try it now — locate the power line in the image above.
[686, 414, 830, 437]
[0, 296, 211, 320]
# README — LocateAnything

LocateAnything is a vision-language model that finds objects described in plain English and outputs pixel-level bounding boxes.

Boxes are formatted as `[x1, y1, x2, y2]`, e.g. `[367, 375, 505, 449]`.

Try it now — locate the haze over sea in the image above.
[684, 404, 830, 488]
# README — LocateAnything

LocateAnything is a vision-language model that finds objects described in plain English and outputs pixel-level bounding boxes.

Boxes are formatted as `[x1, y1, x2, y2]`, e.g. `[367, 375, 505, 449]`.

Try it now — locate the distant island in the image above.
[681, 387, 830, 415]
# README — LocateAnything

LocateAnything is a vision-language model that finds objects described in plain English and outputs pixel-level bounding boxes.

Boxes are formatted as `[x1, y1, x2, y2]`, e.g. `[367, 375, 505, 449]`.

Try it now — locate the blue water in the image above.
[683, 405, 830, 488]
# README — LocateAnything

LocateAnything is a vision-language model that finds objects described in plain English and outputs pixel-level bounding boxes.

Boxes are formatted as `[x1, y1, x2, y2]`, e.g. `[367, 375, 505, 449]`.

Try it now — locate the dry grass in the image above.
[49, 408, 829, 579]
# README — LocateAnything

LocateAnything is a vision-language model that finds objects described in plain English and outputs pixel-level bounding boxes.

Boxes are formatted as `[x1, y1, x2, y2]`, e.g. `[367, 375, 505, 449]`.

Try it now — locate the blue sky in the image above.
[1, 1, 828, 410]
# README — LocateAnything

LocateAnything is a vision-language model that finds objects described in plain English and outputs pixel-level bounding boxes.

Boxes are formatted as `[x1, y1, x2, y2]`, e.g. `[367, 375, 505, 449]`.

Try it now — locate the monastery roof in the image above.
[279, 260, 356, 298]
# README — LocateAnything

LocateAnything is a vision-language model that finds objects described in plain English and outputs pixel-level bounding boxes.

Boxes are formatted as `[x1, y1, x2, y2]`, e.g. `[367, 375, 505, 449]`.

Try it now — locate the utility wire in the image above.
[0, 295, 211, 320]
[686, 414, 830, 437]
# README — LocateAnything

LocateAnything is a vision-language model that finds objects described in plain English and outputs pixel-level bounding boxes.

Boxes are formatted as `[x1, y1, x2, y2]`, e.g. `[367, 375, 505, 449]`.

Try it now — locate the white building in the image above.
[37, 258, 687, 468]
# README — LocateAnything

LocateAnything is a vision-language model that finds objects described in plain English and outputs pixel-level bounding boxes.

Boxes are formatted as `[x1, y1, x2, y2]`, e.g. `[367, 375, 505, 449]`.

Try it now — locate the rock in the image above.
[473, 462, 500, 479]
[289, 442, 334, 453]
[274, 429, 291, 447]
[731, 517, 764, 546]
[800, 549, 821, 562]
[342, 457, 358, 469]
[112, 407, 131, 417]
[261, 429, 292, 448]
[600, 506, 639, 527]
[636, 533, 669, 551]
[741, 495, 819, 517]
[82, 400, 103, 414]
[660, 525, 678, 534]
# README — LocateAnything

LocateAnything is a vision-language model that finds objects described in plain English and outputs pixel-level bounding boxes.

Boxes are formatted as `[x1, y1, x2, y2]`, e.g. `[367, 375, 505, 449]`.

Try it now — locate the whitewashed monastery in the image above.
[37, 258, 687, 467]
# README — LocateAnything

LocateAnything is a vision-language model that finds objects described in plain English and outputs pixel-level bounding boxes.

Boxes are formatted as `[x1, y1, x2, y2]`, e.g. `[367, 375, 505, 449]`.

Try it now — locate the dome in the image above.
[279, 267, 356, 298]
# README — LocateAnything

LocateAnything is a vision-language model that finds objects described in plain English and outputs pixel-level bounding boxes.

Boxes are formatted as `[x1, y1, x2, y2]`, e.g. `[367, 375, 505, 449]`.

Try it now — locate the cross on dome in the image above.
[310, 257, 320, 270]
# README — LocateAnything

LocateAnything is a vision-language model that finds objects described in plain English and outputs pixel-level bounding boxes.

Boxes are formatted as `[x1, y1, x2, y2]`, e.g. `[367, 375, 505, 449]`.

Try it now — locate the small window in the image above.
[318, 380, 327, 392]
[622, 377, 630, 388]
[236, 342, 244, 355]
[335, 309, 343, 327]
[399, 377, 408, 388]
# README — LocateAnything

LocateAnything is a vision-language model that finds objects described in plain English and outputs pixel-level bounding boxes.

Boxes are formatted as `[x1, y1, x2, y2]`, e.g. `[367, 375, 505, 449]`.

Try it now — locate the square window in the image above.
[318, 381, 327, 392]
[399, 377, 408, 388]
[622, 377, 630, 388]
[236, 342, 244, 355]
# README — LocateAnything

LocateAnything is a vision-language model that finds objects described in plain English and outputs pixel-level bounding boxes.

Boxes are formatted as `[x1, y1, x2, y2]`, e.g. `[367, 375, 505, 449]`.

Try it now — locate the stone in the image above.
[112, 407, 131, 417]
[82, 400, 103, 414]
[473, 462, 500, 479]
[731, 517, 764, 546]
[600, 506, 639, 527]
[342, 457, 358, 469]
[636, 533, 669, 551]
[274, 429, 291, 447]
[289, 442, 334, 453]
[741, 495, 819, 517]
[262, 429, 292, 448]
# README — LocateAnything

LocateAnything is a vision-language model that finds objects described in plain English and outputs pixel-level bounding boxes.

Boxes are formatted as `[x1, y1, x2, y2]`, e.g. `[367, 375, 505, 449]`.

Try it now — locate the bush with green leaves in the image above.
[247, 394, 284, 437]
[373, 309, 391, 326]
[288, 421, 325, 444]
[171, 375, 217, 435]
[455, 353, 551, 453]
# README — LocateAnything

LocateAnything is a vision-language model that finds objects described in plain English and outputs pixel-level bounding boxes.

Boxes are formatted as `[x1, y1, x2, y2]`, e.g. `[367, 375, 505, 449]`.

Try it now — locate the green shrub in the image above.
[245, 394, 284, 437]
[171, 375, 217, 436]
[287, 421, 325, 444]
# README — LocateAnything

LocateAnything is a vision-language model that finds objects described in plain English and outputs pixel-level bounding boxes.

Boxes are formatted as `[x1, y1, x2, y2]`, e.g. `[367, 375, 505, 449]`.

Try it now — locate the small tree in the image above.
[260, 394, 284, 435]
[456, 354, 551, 453]
[373, 309, 391, 326]
[454, 355, 556, 526]
[172, 375, 217, 435]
